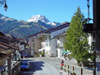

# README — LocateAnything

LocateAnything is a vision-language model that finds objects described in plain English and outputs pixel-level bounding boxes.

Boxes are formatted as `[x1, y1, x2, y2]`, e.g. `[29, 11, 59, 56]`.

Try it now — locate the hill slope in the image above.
[0, 14, 60, 38]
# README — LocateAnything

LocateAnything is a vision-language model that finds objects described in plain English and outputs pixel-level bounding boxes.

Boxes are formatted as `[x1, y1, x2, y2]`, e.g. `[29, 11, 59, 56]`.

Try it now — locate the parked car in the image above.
[24, 55, 33, 58]
[20, 61, 29, 71]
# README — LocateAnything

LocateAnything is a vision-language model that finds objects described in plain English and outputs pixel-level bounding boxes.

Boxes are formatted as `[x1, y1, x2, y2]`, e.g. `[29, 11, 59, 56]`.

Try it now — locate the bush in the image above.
[41, 53, 44, 57]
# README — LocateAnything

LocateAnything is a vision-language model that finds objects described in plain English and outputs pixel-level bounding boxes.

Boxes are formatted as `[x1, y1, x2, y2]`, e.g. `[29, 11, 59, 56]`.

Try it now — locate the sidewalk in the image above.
[58, 57, 93, 75]
[58, 57, 74, 75]
[59, 70, 68, 75]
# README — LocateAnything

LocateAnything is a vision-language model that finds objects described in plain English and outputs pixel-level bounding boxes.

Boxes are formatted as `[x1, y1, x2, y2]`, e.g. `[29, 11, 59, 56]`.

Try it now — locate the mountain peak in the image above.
[0, 14, 15, 21]
[27, 15, 50, 23]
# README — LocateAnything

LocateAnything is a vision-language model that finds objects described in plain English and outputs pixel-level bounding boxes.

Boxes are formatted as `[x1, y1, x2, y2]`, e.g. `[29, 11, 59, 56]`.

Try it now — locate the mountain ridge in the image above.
[27, 15, 59, 26]
[0, 14, 60, 38]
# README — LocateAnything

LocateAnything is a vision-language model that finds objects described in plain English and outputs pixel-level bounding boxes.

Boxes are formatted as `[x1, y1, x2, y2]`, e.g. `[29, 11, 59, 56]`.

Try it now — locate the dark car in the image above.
[24, 55, 33, 58]
[20, 61, 29, 71]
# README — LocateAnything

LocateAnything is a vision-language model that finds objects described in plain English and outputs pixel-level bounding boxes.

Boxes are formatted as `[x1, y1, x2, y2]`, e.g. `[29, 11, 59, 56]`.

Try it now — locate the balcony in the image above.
[57, 43, 63, 48]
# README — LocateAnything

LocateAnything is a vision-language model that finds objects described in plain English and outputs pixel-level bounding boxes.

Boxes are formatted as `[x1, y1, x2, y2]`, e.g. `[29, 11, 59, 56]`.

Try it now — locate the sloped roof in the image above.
[0, 44, 9, 49]
[0, 42, 18, 50]
[0, 49, 13, 55]
[4, 34, 19, 42]
[5, 34, 13, 38]
[55, 32, 66, 37]
[0, 32, 4, 36]
[26, 22, 69, 38]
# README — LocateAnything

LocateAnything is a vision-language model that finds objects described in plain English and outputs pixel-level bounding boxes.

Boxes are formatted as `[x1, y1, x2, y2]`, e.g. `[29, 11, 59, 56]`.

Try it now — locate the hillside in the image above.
[0, 14, 60, 38]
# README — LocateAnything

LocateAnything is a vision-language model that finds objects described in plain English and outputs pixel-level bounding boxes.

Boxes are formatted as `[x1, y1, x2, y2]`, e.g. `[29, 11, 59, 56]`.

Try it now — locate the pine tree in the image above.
[64, 7, 90, 64]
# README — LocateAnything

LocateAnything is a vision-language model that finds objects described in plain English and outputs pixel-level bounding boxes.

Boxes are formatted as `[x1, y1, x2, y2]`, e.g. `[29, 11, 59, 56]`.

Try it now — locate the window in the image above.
[48, 43, 50, 47]
[45, 43, 48, 47]
[45, 37, 48, 40]
[32, 38, 35, 42]
[49, 36, 50, 40]
[58, 38, 59, 40]
[33, 43, 35, 47]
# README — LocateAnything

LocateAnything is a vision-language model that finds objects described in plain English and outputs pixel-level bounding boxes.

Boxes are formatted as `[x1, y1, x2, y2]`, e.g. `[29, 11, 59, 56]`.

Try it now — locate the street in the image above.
[20, 57, 93, 75]
[20, 57, 60, 75]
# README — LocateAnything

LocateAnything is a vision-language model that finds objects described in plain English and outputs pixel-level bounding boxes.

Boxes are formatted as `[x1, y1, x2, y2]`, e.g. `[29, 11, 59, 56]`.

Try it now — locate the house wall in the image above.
[19, 45, 24, 50]
[51, 27, 68, 39]
[51, 38, 57, 56]
[88, 33, 94, 53]
[12, 61, 20, 75]
[29, 37, 35, 55]
[57, 36, 66, 57]
[41, 37, 45, 48]
[44, 35, 51, 56]
[29, 37, 34, 50]
[96, 54, 100, 75]
[28, 25, 69, 57]
[35, 38, 41, 53]
[50, 26, 68, 57]
[88, 34, 92, 46]
[0, 56, 7, 66]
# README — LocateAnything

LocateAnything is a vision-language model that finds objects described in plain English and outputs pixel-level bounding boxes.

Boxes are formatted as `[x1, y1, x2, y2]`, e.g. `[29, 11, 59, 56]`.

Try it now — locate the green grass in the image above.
[20, 25, 32, 28]
[11, 28, 18, 31]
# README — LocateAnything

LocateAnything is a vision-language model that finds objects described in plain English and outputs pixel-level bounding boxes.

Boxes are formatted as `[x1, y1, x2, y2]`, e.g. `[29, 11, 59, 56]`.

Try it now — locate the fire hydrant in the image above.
[61, 60, 64, 70]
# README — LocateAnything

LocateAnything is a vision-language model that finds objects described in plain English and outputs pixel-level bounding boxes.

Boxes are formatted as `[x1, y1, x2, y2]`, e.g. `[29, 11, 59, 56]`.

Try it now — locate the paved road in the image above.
[20, 59, 60, 75]
[20, 57, 93, 75]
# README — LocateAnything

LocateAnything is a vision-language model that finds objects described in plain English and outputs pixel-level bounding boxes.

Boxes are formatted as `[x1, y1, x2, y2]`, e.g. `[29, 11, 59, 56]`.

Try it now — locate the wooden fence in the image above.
[63, 64, 94, 75]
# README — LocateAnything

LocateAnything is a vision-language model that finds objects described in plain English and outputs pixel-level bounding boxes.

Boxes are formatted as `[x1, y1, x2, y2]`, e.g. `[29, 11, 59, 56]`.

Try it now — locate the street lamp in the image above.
[83, 0, 93, 33]
[4, 2, 7, 11]
[0, 0, 8, 11]
[83, 0, 96, 75]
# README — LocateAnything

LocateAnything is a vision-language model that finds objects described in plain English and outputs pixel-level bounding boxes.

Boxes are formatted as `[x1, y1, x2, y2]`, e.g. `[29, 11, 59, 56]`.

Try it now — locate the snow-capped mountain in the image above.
[0, 14, 61, 38]
[0, 14, 15, 21]
[27, 15, 60, 26]
[27, 15, 49, 23]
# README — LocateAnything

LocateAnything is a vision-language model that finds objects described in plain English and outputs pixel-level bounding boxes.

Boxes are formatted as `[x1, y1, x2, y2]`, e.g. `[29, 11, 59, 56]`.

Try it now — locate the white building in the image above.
[26, 22, 70, 57]
[56, 33, 67, 57]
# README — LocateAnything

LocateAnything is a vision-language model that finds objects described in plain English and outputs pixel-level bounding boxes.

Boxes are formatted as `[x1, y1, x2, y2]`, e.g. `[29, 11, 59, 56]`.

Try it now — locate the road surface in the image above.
[21, 59, 60, 75]
[20, 57, 93, 75]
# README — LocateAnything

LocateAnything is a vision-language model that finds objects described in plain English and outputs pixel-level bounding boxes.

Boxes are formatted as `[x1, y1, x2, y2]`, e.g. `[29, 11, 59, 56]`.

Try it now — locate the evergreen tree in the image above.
[64, 7, 90, 64]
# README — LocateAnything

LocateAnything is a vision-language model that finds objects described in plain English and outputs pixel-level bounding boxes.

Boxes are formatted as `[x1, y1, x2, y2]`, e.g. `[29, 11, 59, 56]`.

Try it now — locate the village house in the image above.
[26, 22, 94, 59]
[17, 38, 29, 57]
[55, 32, 68, 58]
[0, 32, 20, 75]
[26, 22, 70, 57]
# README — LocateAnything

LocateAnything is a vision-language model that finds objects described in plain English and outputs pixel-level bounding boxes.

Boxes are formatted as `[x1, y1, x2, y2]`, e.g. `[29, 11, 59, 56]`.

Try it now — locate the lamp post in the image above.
[87, 0, 90, 23]
[0, 0, 8, 11]
[83, 0, 96, 75]
[83, 0, 93, 33]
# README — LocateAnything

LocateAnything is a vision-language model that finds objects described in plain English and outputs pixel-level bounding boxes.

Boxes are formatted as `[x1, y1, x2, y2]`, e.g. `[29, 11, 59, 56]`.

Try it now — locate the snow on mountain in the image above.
[47, 22, 56, 26]
[27, 15, 60, 26]
[27, 15, 49, 23]
[0, 14, 15, 21]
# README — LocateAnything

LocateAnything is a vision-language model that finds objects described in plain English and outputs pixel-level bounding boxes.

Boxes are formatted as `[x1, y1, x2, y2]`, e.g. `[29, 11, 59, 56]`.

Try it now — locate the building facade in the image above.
[26, 22, 69, 57]
[0, 32, 20, 75]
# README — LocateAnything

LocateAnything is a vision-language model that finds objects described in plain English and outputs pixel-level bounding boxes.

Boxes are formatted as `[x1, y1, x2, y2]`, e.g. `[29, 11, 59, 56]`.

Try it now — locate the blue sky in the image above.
[0, 0, 93, 23]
